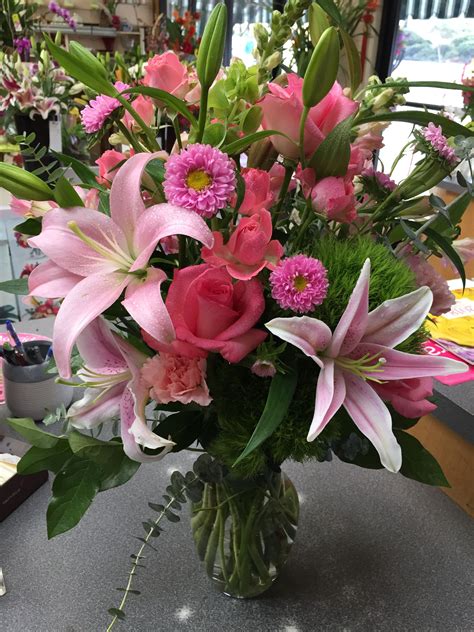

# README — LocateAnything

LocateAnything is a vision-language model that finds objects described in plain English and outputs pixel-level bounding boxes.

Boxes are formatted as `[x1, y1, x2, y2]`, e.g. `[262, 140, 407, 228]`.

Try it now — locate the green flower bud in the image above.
[302, 26, 340, 108]
[264, 51, 282, 71]
[0, 164, 54, 201]
[308, 2, 330, 46]
[196, 3, 228, 89]
[69, 41, 108, 80]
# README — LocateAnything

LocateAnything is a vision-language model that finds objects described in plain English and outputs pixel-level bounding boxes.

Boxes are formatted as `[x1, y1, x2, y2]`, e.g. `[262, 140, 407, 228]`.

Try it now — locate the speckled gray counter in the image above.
[1, 449, 473, 632]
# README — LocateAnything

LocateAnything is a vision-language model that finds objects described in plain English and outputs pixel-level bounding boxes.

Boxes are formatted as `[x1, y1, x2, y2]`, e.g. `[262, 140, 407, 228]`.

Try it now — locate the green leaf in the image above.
[0, 162, 54, 201]
[423, 226, 466, 289]
[108, 608, 126, 620]
[365, 80, 474, 93]
[5, 418, 59, 449]
[98, 450, 140, 492]
[309, 114, 354, 177]
[241, 106, 263, 134]
[155, 411, 204, 452]
[17, 441, 73, 475]
[0, 278, 29, 295]
[357, 111, 474, 139]
[47, 457, 100, 538]
[53, 176, 84, 208]
[340, 28, 362, 93]
[123, 86, 197, 127]
[202, 122, 227, 147]
[316, 0, 342, 24]
[429, 191, 471, 234]
[14, 218, 42, 236]
[221, 130, 286, 156]
[394, 430, 449, 487]
[51, 151, 99, 188]
[234, 369, 298, 466]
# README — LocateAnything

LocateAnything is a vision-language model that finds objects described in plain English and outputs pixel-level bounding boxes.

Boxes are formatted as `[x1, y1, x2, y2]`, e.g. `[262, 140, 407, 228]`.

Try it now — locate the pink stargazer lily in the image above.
[28, 152, 213, 378]
[68, 318, 174, 462]
[266, 259, 467, 472]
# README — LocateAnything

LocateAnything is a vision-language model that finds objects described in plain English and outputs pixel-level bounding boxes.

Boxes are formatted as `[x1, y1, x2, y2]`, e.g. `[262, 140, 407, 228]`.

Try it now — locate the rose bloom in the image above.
[96, 150, 127, 186]
[236, 168, 274, 215]
[201, 209, 284, 280]
[373, 378, 436, 419]
[141, 353, 211, 406]
[143, 51, 189, 99]
[144, 264, 266, 363]
[311, 177, 357, 223]
[259, 74, 358, 159]
[122, 95, 155, 131]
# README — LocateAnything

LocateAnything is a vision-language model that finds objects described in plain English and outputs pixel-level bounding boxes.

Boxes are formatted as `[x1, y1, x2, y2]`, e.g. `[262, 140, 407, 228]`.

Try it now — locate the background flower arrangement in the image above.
[0, 0, 474, 623]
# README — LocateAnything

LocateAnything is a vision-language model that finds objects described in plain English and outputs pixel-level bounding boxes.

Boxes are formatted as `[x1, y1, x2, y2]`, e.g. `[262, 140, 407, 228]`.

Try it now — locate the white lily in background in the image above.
[67, 318, 174, 462]
[266, 259, 467, 472]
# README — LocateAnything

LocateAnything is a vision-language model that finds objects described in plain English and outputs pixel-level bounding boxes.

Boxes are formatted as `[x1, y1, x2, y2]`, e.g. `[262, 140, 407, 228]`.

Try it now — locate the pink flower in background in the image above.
[295, 165, 315, 198]
[270, 255, 329, 313]
[201, 209, 283, 280]
[354, 121, 388, 153]
[160, 235, 180, 254]
[73, 186, 100, 209]
[144, 52, 189, 99]
[268, 163, 296, 198]
[145, 264, 266, 363]
[266, 259, 467, 472]
[259, 74, 358, 159]
[251, 359, 277, 378]
[362, 165, 397, 191]
[452, 238, 474, 266]
[311, 177, 357, 223]
[123, 95, 155, 131]
[347, 145, 372, 178]
[164, 144, 236, 218]
[10, 197, 57, 218]
[81, 81, 130, 133]
[422, 123, 457, 165]
[96, 149, 128, 186]
[373, 377, 436, 418]
[141, 353, 212, 406]
[28, 152, 213, 378]
[402, 249, 455, 316]
[236, 168, 274, 215]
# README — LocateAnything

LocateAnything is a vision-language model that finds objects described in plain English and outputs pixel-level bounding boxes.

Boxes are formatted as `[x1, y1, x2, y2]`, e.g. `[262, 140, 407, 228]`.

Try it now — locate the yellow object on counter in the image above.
[426, 288, 474, 347]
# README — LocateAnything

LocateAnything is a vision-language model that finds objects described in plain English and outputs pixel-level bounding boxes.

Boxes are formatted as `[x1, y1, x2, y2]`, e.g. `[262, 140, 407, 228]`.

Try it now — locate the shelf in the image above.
[33, 25, 141, 37]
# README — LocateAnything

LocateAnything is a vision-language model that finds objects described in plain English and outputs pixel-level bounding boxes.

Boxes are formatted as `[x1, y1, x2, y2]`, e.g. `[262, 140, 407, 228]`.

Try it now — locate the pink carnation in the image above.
[402, 250, 455, 316]
[141, 353, 212, 406]
[163, 144, 236, 218]
[270, 255, 329, 313]
[81, 82, 130, 133]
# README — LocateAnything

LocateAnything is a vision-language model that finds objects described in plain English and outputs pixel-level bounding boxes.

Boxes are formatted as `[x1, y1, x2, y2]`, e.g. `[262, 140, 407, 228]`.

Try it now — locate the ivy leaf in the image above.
[394, 430, 449, 487]
[17, 441, 73, 475]
[5, 417, 59, 449]
[47, 457, 100, 538]
[0, 278, 29, 295]
[234, 369, 298, 466]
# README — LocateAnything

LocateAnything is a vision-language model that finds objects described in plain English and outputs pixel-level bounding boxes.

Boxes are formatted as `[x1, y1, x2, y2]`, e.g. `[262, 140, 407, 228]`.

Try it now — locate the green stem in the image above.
[117, 95, 160, 151]
[274, 163, 295, 215]
[116, 120, 144, 154]
[299, 106, 310, 167]
[197, 88, 209, 143]
[171, 115, 183, 150]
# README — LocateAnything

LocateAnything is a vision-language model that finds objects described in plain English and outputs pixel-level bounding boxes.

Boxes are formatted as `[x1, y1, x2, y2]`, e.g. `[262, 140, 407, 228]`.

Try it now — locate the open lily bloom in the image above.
[28, 152, 213, 378]
[266, 259, 467, 473]
[68, 318, 174, 462]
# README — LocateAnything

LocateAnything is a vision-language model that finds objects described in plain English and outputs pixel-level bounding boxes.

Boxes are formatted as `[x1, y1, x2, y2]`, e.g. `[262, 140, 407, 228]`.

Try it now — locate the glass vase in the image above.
[191, 467, 299, 598]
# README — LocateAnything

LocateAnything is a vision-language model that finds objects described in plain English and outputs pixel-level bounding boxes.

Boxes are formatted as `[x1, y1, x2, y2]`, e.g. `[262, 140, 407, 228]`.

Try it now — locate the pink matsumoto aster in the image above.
[81, 81, 130, 133]
[266, 259, 467, 472]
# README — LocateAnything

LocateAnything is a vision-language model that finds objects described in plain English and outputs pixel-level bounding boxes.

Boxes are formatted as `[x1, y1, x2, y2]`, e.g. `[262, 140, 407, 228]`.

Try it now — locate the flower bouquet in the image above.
[1, 0, 474, 624]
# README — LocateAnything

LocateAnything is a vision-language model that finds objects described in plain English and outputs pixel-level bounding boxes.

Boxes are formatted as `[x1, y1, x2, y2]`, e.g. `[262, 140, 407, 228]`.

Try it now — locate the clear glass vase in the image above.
[191, 467, 299, 598]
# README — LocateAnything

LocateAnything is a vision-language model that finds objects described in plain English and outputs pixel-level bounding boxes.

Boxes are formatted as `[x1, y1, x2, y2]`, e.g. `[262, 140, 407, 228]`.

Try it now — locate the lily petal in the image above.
[343, 372, 402, 473]
[329, 258, 370, 358]
[363, 286, 433, 348]
[307, 360, 346, 441]
[122, 268, 175, 345]
[266, 316, 332, 366]
[53, 273, 129, 378]
[28, 260, 82, 298]
[68, 384, 124, 429]
[76, 317, 126, 371]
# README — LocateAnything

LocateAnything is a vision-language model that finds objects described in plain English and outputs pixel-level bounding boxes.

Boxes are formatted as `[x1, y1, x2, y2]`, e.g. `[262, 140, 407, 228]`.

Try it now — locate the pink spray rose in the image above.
[201, 209, 284, 280]
[96, 150, 128, 186]
[141, 353, 212, 406]
[236, 168, 274, 215]
[122, 95, 155, 131]
[373, 378, 436, 419]
[144, 52, 189, 99]
[144, 264, 267, 363]
[311, 177, 357, 223]
[259, 74, 358, 159]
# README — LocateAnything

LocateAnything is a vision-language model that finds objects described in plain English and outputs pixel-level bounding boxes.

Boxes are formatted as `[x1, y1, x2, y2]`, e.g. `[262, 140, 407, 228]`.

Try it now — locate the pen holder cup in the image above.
[2, 341, 74, 421]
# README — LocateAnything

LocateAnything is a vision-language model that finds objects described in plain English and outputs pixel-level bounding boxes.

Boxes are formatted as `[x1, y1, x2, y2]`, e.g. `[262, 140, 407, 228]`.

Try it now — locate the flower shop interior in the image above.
[1, 1, 473, 630]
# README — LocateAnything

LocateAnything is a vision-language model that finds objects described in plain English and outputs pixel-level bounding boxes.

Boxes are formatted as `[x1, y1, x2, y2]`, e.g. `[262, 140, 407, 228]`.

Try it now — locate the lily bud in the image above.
[69, 41, 108, 80]
[196, 3, 227, 89]
[302, 27, 340, 109]
[308, 2, 330, 46]
[0, 164, 54, 201]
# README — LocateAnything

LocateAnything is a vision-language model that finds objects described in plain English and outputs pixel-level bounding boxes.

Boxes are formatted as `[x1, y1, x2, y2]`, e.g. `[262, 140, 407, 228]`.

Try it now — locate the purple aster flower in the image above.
[270, 255, 329, 314]
[422, 122, 457, 165]
[81, 81, 130, 134]
[163, 144, 236, 218]
[362, 165, 396, 191]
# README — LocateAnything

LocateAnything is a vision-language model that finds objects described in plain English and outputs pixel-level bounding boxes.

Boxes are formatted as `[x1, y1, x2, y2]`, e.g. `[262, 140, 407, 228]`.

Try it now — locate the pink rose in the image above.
[201, 209, 284, 280]
[145, 264, 267, 363]
[141, 353, 212, 406]
[122, 95, 155, 131]
[73, 186, 99, 209]
[236, 168, 274, 215]
[347, 145, 372, 179]
[268, 163, 296, 198]
[144, 52, 189, 99]
[10, 197, 56, 218]
[259, 74, 358, 159]
[311, 177, 357, 223]
[373, 378, 436, 419]
[96, 150, 127, 186]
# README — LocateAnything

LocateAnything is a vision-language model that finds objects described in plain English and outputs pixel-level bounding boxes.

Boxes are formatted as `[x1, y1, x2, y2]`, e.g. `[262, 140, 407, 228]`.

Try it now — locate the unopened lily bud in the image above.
[308, 2, 330, 46]
[303, 26, 340, 108]
[69, 41, 108, 80]
[0, 163, 54, 201]
[196, 3, 227, 89]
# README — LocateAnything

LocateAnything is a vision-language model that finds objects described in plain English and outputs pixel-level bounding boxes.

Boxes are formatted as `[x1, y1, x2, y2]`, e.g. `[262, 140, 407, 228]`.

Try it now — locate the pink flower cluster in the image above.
[270, 255, 329, 313]
[422, 123, 457, 165]
[81, 81, 130, 133]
